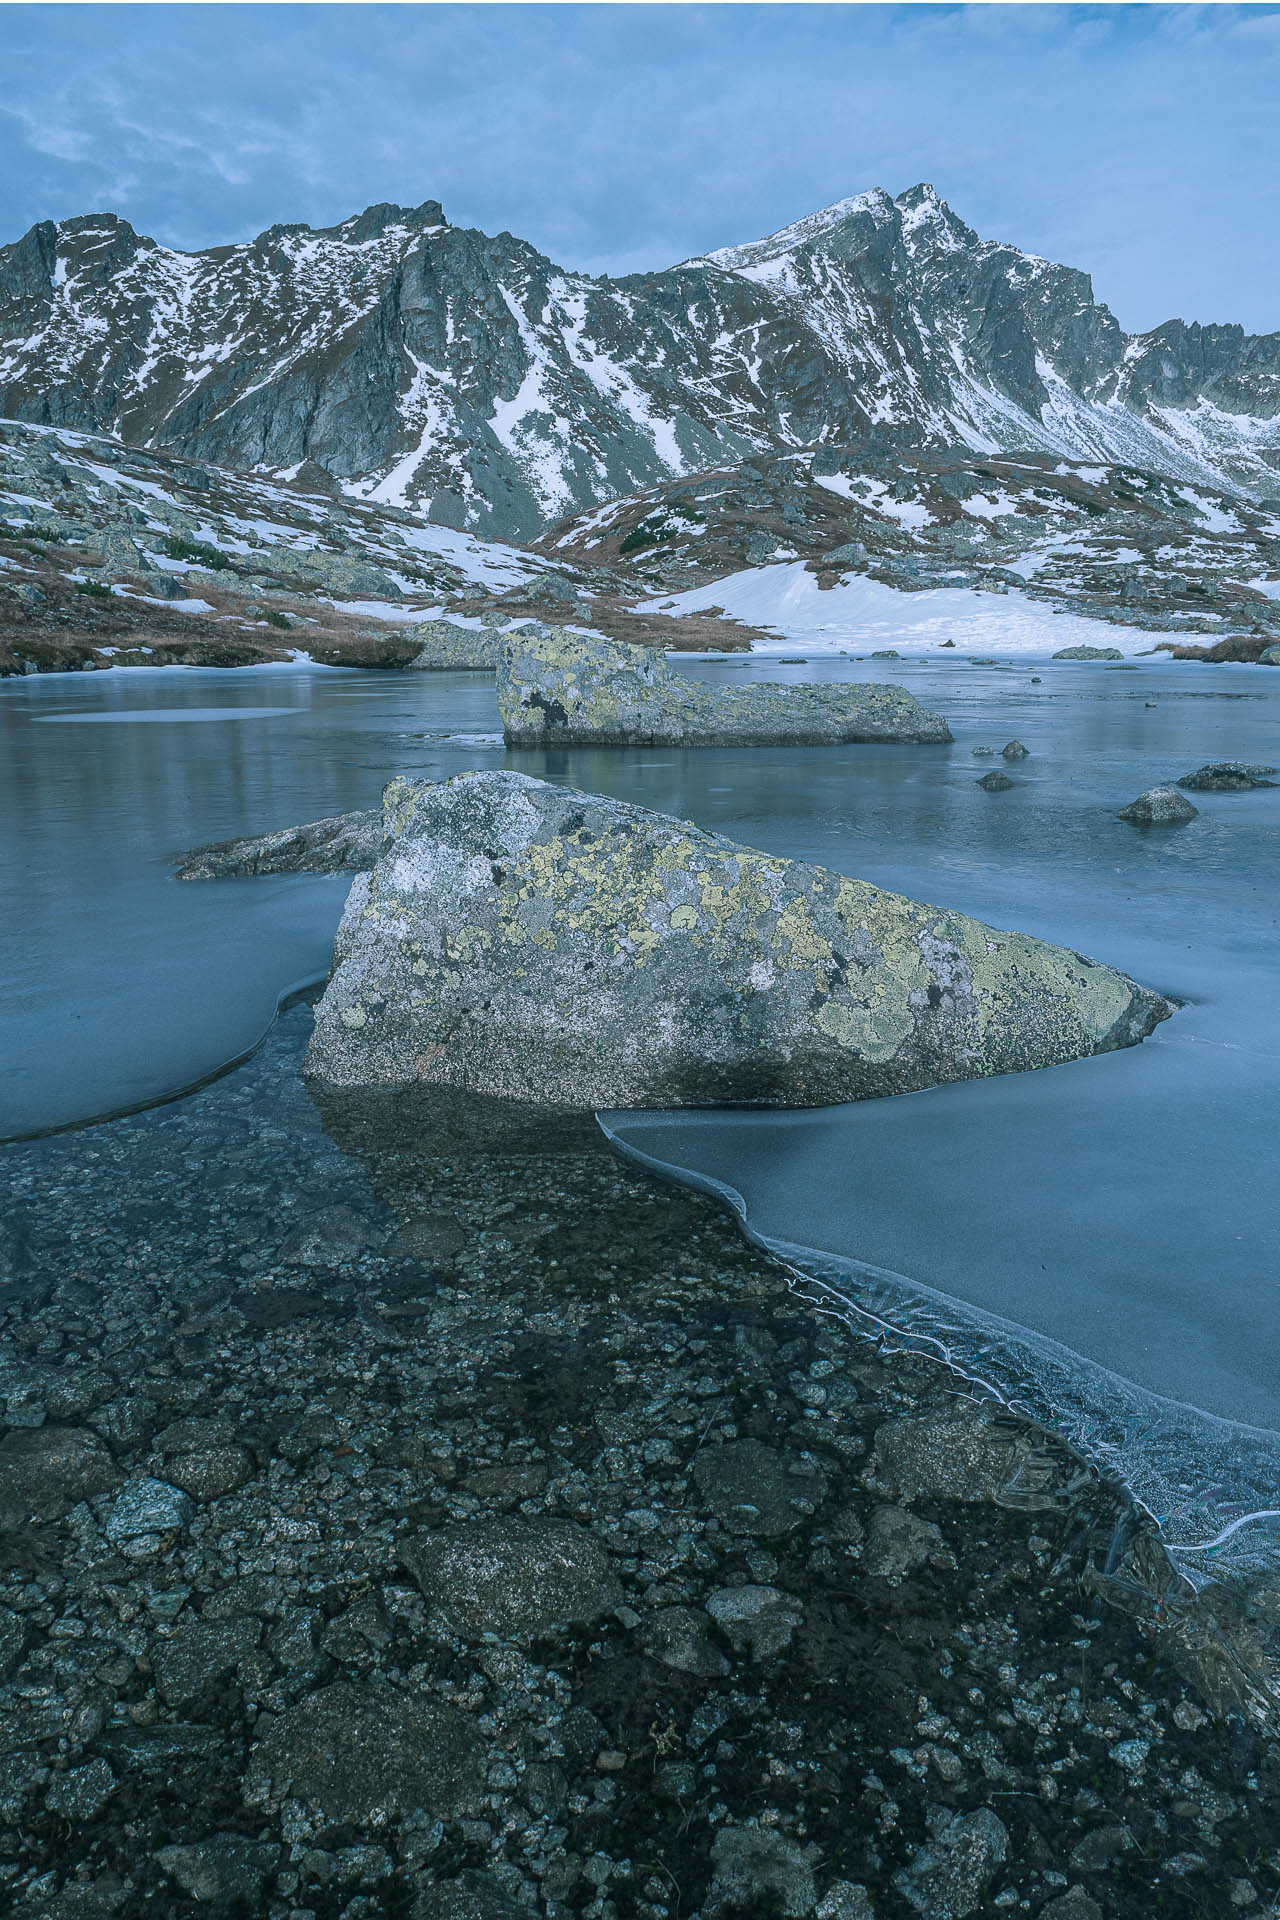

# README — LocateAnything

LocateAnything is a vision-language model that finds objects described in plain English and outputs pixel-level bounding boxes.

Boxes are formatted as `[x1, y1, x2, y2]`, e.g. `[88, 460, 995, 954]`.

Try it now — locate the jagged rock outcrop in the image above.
[3, 187, 1278, 539]
[497, 627, 951, 747]
[304, 770, 1175, 1149]
[175, 811, 382, 880]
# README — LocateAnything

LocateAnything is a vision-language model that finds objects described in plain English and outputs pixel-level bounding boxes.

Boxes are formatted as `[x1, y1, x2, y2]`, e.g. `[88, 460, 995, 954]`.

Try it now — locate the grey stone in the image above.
[0, 1425, 119, 1523]
[1053, 646, 1124, 660]
[693, 1437, 828, 1535]
[176, 809, 382, 880]
[1259, 645, 1280, 665]
[103, 1478, 194, 1559]
[1001, 739, 1030, 759]
[498, 627, 952, 747]
[0, 1604, 26, 1679]
[156, 1834, 279, 1905]
[1040, 1895, 1103, 1920]
[872, 1405, 1065, 1510]
[641, 1605, 729, 1677]
[1118, 786, 1198, 825]
[45, 1758, 116, 1821]
[1177, 761, 1277, 791]
[816, 1887, 877, 1920]
[413, 1871, 538, 1920]
[305, 770, 1173, 1148]
[706, 1824, 820, 1918]
[862, 1505, 944, 1578]
[976, 770, 1015, 791]
[894, 1807, 1010, 1918]
[277, 1204, 384, 1266]
[1069, 1824, 1134, 1870]
[151, 1619, 261, 1711]
[705, 1584, 804, 1659]
[388, 1210, 467, 1263]
[163, 1445, 255, 1500]
[401, 1516, 622, 1641]
[406, 620, 501, 671]
[247, 1681, 484, 1822]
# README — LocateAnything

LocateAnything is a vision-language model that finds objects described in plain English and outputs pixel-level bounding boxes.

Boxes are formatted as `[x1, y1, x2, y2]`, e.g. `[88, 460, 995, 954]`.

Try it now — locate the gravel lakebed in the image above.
[1, 1003, 1277, 1920]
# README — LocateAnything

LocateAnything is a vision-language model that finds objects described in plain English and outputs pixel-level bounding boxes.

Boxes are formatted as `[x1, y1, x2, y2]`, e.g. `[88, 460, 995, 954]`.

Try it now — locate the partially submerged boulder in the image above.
[496, 626, 952, 747]
[406, 619, 502, 671]
[175, 809, 382, 879]
[1053, 646, 1124, 661]
[1117, 787, 1198, 825]
[1177, 762, 1276, 792]
[305, 770, 1175, 1149]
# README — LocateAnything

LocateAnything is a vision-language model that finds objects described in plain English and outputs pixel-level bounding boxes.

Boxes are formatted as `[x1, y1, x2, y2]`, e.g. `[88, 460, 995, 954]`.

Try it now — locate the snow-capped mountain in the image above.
[2, 186, 1278, 539]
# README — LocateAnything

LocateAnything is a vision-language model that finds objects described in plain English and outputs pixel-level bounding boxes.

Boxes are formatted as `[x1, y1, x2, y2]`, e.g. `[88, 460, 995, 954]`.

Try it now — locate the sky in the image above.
[1, 3, 1278, 335]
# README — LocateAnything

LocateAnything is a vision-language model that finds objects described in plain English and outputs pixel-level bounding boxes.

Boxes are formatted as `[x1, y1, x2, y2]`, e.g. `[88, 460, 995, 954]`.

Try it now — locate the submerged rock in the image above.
[1001, 739, 1030, 760]
[305, 769, 1174, 1148]
[406, 619, 501, 670]
[176, 809, 382, 879]
[1053, 645, 1124, 661]
[497, 626, 952, 746]
[1177, 761, 1277, 792]
[1260, 645, 1280, 665]
[976, 770, 1015, 791]
[246, 1680, 484, 1823]
[1118, 786, 1198, 825]
[401, 1516, 621, 1641]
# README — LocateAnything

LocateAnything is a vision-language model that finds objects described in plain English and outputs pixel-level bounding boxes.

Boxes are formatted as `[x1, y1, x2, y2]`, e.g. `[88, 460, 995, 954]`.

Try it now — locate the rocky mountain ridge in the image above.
[2, 186, 1278, 540]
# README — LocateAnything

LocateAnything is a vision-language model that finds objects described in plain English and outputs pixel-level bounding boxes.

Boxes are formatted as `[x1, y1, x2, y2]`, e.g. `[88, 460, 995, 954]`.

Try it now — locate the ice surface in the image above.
[3, 652, 1278, 1563]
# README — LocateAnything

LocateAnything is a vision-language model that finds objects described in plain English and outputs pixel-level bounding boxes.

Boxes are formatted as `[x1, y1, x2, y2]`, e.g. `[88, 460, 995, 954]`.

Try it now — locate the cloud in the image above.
[0, 2, 1276, 331]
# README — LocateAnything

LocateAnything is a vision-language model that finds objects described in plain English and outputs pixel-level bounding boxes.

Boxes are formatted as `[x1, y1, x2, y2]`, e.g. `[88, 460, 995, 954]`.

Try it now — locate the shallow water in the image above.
[2, 652, 1278, 1556]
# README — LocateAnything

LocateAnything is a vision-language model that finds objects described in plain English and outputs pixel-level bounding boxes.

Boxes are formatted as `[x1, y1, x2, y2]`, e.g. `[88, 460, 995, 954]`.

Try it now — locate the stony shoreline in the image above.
[0, 1004, 1277, 1919]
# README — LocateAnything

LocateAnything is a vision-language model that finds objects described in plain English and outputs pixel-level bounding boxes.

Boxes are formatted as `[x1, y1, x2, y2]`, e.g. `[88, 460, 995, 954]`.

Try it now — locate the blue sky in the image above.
[1, 3, 1278, 334]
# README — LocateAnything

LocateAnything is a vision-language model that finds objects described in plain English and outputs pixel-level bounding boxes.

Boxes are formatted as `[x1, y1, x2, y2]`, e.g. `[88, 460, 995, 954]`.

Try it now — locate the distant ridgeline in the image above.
[2, 185, 1279, 540]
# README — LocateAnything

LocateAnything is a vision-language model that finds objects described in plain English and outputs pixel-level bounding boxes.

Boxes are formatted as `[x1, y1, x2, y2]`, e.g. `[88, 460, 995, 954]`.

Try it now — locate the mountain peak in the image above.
[700, 189, 897, 273]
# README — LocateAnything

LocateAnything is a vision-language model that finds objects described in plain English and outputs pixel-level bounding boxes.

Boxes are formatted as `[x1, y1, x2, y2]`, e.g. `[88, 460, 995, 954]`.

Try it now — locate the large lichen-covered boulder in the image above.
[406, 620, 502, 671]
[497, 626, 951, 746]
[305, 771, 1174, 1149]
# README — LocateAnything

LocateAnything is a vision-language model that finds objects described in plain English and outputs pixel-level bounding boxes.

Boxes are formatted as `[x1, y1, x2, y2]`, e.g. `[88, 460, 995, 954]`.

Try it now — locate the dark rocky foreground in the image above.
[1, 1005, 1277, 1920]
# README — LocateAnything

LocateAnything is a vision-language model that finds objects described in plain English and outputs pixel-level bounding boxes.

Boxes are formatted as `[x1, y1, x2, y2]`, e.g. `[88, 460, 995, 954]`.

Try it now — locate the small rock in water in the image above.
[971, 746, 995, 757]
[156, 1835, 279, 1907]
[1177, 761, 1277, 792]
[1001, 739, 1030, 760]
[862, 1504, 945, 1578]
[706, 1584, 804, 1660]
[402, 1516, 622, 1642]
[1030, 675, 1042, 683]
[277, 1203, 384, 1265]
[706, 1824, 820, 1918]
[969, 656, 996, 665]
[693, 1437, 829, 1535]
[894, 1806, 1010, 1917]
[778, 656, 809, 664]
[871, 648, 901, 659]
[939, 638, 956, 647]
[1053, 645, 1123, 661]
[1259, 644, 1280, 665]
[1117, 787, 1198, 825]
[976, 771, 1015, 791]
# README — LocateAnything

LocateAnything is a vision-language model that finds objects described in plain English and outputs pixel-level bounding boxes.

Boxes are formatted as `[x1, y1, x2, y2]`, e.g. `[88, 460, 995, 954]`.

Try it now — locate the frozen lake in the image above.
[2, 651, 1278, 1556]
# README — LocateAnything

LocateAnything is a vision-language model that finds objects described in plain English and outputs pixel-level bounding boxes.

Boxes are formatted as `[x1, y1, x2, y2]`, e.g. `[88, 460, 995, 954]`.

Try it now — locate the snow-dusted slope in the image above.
[1, 187, 1277, 538]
